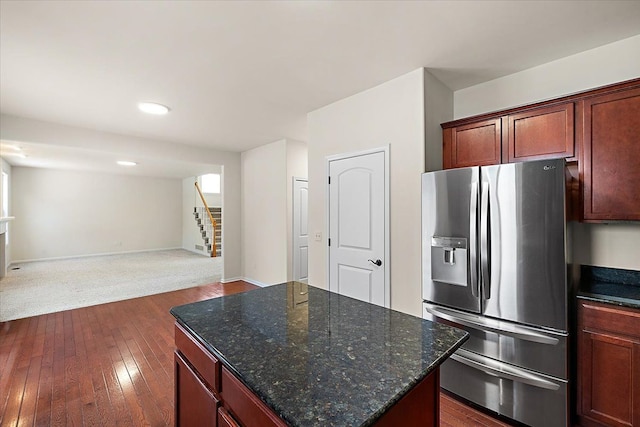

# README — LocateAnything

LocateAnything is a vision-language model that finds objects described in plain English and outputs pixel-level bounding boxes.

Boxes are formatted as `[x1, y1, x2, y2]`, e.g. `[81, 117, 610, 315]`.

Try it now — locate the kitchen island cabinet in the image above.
[170, 282, 468, 427]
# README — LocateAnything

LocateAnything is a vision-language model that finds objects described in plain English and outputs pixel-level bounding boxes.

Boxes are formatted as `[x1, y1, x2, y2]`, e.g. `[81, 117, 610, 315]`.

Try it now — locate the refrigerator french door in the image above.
[421, 158, 569, 427]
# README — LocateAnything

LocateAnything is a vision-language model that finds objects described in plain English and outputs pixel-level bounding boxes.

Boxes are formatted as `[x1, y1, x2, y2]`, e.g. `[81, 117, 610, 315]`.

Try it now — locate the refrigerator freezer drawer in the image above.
[441, 349, 568, 427]
[423, 303, 568, 379]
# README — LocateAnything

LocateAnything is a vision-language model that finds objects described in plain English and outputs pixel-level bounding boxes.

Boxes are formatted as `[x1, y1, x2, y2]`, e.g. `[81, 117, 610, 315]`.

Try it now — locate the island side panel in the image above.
[375, 368, 439, 427]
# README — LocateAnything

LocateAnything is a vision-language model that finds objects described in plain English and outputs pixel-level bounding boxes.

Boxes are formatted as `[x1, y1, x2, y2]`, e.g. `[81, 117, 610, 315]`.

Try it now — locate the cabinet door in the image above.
[507, 103, 574, 162]
[581, 87, 640, 221]
[446, 118, 501, 169]
[578, 301, 640, 427]
[580, 331, 639, 426]
[175, 352, 218, 427]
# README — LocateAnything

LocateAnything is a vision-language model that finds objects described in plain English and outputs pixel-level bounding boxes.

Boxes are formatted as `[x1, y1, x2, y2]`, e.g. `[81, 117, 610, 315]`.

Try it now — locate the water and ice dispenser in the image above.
[430, 237, 468, 286]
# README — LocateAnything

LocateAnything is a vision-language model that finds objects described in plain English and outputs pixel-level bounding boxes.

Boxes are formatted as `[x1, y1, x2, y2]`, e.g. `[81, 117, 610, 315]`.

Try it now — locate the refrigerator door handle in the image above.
[480, 183, 490, 299]
[450, 348, 561, 391]
[469, 181, 479, 298]
[424, 305, 561, 345]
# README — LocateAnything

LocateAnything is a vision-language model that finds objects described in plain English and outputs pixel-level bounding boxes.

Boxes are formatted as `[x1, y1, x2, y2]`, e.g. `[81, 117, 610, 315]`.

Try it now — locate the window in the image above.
[201, 173, 220, 194]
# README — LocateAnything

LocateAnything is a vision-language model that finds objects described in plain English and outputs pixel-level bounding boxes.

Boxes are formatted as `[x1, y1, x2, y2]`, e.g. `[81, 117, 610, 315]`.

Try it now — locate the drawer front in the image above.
[441, 352, 568, 427]
[175, 322, 220, 391]
[580, 301, 640, 341]
[221, 367, 287, 427]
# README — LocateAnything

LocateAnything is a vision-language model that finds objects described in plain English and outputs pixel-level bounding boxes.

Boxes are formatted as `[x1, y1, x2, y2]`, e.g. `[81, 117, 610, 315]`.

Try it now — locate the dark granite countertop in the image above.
[170, 282, 468, 427]
[577, 266, 640, 310]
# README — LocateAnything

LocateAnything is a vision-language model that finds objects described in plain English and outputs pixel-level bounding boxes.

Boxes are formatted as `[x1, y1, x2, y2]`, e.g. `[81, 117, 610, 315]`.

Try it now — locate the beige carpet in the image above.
[0, 249, 222, 322]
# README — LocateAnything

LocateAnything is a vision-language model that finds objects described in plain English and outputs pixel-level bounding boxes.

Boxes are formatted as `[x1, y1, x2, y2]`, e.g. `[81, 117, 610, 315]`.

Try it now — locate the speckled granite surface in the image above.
[171, 282, 468, 427]
[577, 266, 640, 309]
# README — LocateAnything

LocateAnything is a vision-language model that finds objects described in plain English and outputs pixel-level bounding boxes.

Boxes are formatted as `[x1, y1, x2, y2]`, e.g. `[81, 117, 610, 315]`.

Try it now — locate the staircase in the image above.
[193, 206, 222, 257]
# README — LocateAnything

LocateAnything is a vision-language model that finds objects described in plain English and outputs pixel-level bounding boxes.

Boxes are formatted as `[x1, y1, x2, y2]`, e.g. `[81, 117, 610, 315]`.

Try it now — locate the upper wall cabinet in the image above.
[580, 86, 640, 221]
[443, 118, 501, 169]
[442, 102, 575, 169]
[441, 77, 640, 222]
[507, 103, 574, 163]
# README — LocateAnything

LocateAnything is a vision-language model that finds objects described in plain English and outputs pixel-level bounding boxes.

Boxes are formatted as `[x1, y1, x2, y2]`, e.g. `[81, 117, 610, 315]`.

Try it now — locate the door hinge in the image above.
[328, 238, 331, 246]
[328, 176, 331, 184]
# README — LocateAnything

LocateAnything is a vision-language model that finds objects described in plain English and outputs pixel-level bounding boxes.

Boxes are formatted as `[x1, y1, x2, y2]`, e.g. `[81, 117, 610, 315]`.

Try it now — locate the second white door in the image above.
[328, 149, 388, 307]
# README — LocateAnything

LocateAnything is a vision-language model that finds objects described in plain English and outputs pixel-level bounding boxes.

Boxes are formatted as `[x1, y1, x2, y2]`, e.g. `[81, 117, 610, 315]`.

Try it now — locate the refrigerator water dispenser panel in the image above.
[431, 237, 468, 286]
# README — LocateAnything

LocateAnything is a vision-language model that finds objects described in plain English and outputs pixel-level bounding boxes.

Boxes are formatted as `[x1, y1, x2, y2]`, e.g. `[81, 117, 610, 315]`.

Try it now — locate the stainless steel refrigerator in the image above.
[421, 158, 569, 427]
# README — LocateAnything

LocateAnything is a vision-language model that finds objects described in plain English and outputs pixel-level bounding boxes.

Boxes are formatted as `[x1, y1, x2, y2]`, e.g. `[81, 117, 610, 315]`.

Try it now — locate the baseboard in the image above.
[11, 247, 186, 264]
[231, 277, 271, 287]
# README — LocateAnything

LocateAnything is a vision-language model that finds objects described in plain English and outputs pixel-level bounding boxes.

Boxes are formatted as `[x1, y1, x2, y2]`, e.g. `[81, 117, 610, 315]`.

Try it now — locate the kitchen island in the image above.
[170, 282, 468, 427]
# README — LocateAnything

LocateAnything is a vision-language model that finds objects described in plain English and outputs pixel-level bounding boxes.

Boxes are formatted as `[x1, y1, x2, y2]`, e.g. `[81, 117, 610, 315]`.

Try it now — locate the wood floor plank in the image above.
[1, 281, 511, 426]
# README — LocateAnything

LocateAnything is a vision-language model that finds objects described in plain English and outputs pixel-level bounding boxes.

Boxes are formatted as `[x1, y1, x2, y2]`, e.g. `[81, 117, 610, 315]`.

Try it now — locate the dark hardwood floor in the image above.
[0, 281, 509, 426]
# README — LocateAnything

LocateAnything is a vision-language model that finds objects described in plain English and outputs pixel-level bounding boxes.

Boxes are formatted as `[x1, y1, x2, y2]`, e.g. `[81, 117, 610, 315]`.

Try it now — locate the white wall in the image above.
[0, 159, 12, 273]
[241, 140, 288, 285]
[10, 167, 182, 261]
[240, 139, 308, 285]
[454, 35, 640, 270]
[0, 114, 242, 280]
[307, 68, 453, 317]
[285, 140, 308, 280]
[454, 35, 640, 118]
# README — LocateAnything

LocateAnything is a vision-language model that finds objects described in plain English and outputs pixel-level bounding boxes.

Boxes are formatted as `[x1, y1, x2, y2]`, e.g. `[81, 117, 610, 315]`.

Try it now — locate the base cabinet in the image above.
[175, 351, 219, 427]
[577, 301, 640, 427]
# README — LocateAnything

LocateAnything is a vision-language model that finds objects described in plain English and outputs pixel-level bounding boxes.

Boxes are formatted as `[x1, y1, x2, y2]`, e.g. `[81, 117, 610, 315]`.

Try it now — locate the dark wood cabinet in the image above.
[443, 103, 575, 169]
[580, 87, 640, 221]
[174, 323, 287, 427]
[175, 351, 219, 427]
[444, 118, 501, 168]
[175, 323, 221, 427]
[577, 300, 640, 427]
[441, 77, 640, 222]
[507, 102, 574, 162]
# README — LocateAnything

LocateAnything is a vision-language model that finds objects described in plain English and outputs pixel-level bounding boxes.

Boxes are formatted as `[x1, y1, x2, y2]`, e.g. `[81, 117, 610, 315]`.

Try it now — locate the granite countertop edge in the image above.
[576, 292, 640, 310]
[577, 266, 640, 310]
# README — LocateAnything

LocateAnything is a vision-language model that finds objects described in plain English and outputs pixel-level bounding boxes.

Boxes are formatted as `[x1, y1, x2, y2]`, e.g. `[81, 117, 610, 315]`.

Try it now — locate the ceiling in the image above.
[1, 0, 640, 177]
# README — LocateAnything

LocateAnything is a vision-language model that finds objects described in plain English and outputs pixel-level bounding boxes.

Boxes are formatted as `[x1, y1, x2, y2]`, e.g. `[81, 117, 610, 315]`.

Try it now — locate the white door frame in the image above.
[325, 145, 390, 308]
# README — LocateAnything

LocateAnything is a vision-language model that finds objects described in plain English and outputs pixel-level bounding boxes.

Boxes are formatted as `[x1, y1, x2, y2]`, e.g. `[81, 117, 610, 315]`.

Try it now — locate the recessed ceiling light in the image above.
[117, 160, 137, 166]
[138, 102, 170, 115]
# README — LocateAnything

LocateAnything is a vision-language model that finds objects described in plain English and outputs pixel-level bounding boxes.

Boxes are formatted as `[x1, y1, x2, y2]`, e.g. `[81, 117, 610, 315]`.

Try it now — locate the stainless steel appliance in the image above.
[421, 158, 569, 427]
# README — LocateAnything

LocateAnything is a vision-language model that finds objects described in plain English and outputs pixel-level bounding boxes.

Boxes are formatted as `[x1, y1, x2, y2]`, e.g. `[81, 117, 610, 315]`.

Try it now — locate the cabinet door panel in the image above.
[450, 119, 501, 168]
[581, 332, 634, 426]
[582, 87, 640, 221]
[578, 301, 640, 427]
[175, 352, 218, 427]
[508, 103, 574, 162]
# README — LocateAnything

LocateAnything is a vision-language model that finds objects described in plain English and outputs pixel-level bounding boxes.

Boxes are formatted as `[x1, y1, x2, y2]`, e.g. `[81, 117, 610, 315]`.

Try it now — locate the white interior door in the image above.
[328, 149, 388, 307]
[293, 178, 309, 283]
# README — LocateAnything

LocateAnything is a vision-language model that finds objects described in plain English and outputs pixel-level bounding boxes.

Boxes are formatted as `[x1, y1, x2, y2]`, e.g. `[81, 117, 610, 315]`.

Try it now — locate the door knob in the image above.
[368, 259, 382, 267]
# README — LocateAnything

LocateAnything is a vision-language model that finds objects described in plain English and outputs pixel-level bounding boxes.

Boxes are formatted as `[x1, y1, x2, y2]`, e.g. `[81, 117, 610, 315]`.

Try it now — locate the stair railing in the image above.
[194, 181, 217, 257]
